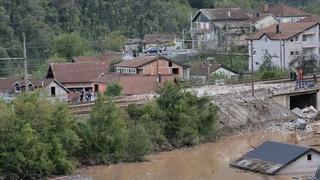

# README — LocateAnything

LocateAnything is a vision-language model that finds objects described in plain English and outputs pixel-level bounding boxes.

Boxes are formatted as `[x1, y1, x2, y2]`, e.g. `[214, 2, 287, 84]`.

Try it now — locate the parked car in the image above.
[143, 47, 161, 54]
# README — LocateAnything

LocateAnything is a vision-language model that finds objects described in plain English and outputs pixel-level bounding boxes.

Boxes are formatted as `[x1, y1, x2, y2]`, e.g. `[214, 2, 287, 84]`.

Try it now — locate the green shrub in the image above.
[105, 83, 123, 97]
[126, 124, 152, 161]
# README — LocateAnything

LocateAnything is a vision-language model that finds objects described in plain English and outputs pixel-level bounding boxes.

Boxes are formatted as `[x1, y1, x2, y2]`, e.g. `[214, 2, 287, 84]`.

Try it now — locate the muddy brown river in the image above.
[70, 132, 300, 180]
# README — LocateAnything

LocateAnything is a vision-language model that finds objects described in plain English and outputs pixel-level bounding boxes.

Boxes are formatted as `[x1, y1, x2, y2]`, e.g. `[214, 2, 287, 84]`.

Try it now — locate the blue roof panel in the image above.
[244, 141, 310, 165]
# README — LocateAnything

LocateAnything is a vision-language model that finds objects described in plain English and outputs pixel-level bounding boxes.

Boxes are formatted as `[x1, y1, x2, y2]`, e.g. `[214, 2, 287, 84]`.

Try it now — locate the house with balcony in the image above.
[191, 8, 252, 50]
[249, 22, 320, 71]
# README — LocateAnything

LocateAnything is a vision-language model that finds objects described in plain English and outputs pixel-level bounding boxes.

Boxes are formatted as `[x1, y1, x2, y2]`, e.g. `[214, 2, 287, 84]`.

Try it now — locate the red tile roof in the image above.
[115, 56, 190, 68]
[264, 4, 309, 17]
[0, 79, 18, 91]
[143, 33, 178, 44]
[47, 62, 107, 84]
[92, 73, 175, 95]
[299, 15, 320, 23]
[251, 22, 318, 40]
[193, 8, 249, 22]
[73, 52, 122, 70]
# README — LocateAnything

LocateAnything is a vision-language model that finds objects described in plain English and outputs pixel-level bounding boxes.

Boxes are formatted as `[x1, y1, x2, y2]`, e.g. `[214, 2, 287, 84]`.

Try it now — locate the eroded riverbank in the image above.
[67, 132, 297, 180]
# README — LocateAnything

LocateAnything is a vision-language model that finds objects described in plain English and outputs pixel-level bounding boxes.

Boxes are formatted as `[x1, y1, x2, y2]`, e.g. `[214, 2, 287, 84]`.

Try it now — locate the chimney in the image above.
[276, 24, 280, 33]
[264, 4, 269, 12]
[227, 11, 231, 17]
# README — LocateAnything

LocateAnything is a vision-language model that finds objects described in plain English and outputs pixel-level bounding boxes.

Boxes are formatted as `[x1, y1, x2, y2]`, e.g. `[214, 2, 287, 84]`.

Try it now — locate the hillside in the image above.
[0, 0, 320, 77]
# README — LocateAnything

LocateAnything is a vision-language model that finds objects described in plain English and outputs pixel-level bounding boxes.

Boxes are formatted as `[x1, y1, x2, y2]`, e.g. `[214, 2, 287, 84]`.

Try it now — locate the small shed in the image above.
[230, 141, 320, 175]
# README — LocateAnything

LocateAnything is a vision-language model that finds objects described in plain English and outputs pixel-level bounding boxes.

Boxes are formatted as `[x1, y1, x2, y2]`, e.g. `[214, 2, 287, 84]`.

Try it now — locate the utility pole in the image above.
[250, 21, 254, 96]
[182, 28, 186, 49]
[23, 32, 28, 92]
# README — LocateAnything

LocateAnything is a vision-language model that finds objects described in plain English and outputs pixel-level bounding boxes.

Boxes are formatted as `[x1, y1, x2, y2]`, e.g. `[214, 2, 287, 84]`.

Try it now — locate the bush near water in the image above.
[0, 83, 218, 179]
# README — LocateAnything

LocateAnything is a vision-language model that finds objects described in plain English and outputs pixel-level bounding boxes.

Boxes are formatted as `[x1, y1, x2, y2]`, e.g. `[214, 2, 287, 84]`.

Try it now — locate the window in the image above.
[295, 51, 299, 55]
[51, 87, 56, 97]
[290, 51, 294, 55]
[172, 68, 179, 75]
[307, 154, 312, 161]
[295, 36, 299, 41]
[168, 62, 172, 67]
[290, 38, 294, 42]
[264, 37, 268, 42]
[255, 62, 259, 65]
[205, 23, 209, 29]
[200, 22, 204, 29]
[302, 35, 307, 41]
[15, 85, 21, 93]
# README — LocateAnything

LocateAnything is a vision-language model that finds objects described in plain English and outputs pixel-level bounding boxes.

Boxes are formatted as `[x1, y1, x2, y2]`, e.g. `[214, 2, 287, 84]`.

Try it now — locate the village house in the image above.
[249, 22, 320, 71]
[0, 78, 70, 101]
[250, 13, 278, 30]
[191, 8, 252, 50]
[190, 62, 238, 83]
[114, 56, 190, 79]
[91, 73, 176, 96]
[72, 52, 122, 68]
[143, 33, 182, 51]
[231, 141, 320, 175]
[46, 62, 108, 92]
[125, 38, 142, 56]
[263, 4, 310, 23]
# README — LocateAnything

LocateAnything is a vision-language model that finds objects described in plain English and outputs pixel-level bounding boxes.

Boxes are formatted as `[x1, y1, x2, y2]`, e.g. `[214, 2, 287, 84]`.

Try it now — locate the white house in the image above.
[231, 141, 320, 175]
[251, 13, 278, 30]
[191, 8, 252, 50]
[0, 79, 70, 101]
[249, 22, 320, 71]
[190, 62, 238, 83]
[263, 4, 310, 23]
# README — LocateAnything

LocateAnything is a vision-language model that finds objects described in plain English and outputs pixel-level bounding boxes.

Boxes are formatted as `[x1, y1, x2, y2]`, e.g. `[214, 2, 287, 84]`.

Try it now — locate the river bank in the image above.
[61, 132, 296, 180]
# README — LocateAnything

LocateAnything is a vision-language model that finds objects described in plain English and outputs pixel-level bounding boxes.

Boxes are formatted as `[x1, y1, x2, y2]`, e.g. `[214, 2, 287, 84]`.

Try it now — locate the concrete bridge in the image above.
[271, 80, 320, 110]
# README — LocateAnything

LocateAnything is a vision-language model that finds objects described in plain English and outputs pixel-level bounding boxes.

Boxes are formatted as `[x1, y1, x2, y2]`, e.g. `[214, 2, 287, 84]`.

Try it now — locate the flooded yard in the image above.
[71, 132, 298, 180]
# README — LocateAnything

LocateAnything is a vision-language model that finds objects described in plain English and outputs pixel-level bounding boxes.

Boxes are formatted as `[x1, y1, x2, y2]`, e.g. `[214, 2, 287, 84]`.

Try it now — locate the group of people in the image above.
[290, 67, 304, 81]
[80, 90, 92, 102]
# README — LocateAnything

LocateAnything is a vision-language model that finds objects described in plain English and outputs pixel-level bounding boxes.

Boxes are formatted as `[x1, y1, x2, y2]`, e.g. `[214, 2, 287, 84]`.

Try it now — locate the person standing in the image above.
[80, 91, 84, 102]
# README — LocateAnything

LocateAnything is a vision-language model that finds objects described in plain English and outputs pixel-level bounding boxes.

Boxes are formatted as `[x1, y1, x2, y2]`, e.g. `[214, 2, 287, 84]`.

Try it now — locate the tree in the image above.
[53, 32, 89, 61]
[105, 83, 123, 97]
[126, 124, 152, 161]
[102, 31, 125, 52]
[0, 91, 80, 178]
[78, 94, 128, 164]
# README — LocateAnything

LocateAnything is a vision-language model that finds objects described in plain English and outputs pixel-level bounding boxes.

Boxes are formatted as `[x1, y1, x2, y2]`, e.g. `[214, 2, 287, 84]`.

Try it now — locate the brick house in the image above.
[114, 56, 190, 79]
[46, 62, 107, 92]
[91, 73, 176, 95]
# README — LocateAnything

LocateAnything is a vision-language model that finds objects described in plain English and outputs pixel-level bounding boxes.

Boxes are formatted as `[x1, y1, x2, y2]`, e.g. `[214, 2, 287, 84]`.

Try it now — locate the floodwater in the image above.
[73, 132, 296, 180]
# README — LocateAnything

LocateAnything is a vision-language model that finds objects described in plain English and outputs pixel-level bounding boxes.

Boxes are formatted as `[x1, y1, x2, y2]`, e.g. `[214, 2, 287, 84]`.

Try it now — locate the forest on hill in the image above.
[0, 0, 319, 77]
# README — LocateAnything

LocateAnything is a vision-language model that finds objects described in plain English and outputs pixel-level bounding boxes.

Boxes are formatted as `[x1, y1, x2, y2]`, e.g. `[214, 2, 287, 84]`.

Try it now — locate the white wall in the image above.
[45, 81, 68, 101]
[250, 24, 320, 71]
[213, 67, 237, 77]
[249, 35, 282, 71]
[255, 16, 277, 30]
[279, 16, 307, 23]
[278, 150, 320, 175]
